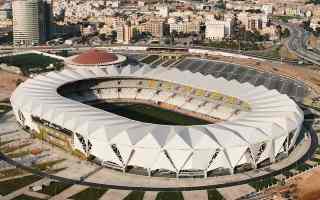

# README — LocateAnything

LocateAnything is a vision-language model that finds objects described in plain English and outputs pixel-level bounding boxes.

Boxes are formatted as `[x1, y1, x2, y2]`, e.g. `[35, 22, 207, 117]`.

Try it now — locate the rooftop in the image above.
[72, 49, 118, 65]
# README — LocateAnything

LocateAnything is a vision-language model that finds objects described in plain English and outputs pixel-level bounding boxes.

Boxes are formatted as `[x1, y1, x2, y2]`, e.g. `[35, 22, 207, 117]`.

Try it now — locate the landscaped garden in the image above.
[207, 189, 224, 200]
[11, 194, 44, 200]
[0, 175, 42, 196]
[155, 191, 184, 200]
[39, 181, 72, 196]
[124, 191, 145, 200]
[71, 187, 109, 200]
[0, 53, 63, 75]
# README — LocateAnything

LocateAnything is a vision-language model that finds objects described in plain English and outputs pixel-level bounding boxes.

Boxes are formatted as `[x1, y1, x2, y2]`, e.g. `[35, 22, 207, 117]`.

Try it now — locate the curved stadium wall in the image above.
[10, 64, 304, 177]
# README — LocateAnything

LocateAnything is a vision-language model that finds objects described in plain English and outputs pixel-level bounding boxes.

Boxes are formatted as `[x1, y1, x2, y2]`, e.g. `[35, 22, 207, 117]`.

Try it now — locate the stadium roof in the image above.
[11, 64, 304, 172]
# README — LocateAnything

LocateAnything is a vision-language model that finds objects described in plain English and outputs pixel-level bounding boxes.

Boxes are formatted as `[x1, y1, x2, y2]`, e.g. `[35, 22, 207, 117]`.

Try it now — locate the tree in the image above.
[171, 30, 178, 38]
[131, 28, 140, 42]
[15, 78, 23, 86]
[98, 33, 107, 41]
[110, 30, 117, 41]
[282, 28, 290, 38]
[54, 62, 64, 71]
[215, 0, 226, 9]
[275, 25, 282, 40]
[314, 27, 320, 36]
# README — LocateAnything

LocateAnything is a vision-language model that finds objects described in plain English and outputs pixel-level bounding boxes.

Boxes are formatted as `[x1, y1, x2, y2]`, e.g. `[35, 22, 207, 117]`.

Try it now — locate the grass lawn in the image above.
[39, 181, 72, 196]
[0, 175, 42, 195]
[124, 191, 145, 200]
[207, 189, 224, 200]
[156, 191, 184, 200]
[71, 187, 108, 200]
[274, 15, 302, 23]
[140, 55, 159, 64]
[296, 163, 312, 172]
[0, 53, 62, 75]
[12, 194, 44, 200]
[95, 102, 209, 125]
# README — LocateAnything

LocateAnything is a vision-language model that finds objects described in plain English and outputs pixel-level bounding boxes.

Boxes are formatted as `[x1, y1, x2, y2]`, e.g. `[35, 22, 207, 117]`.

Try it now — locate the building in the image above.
[123, 24, 132, 44]
[238, 12, 269, 31]
[168, 19, 185, 33]
[205, 18, 234, 40]
[138, 19, 164, 38]
[158, 4, 169, 18]
[81, 24, 97, 36]
[105, 0, 119, 8]
[205, 23, 225, 40]
[116, 23, 132, 44]
[262, 4, 273, 15]
[116, 25, 124, 43]
[12, 0, 51, 46]
[310, 17, 320, 30]
[0, 2, 12, 20]
[168, 17, 201, 34]
[260, 25, 279, 40]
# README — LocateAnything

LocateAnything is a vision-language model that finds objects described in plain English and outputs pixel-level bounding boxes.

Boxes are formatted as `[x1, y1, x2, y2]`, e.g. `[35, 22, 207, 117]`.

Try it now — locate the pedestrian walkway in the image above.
[49, 184, 89, 200]
[2, 178, 50, 200]
[99, 189, 131, 200]
[217, 184, 255, 200]
[24, 190, 50, 199]
[143, 191, 158, 200]
[182, 190, 208, 200]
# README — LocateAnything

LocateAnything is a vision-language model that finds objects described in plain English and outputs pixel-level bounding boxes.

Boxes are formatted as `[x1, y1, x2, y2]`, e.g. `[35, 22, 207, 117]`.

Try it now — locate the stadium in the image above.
[10, 52, 304, 178]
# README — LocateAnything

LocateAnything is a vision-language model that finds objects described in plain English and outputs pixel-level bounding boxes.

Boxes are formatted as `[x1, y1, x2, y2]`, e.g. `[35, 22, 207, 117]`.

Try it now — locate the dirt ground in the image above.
[288, 167, 320, 200]
[0, 70, 26, 101]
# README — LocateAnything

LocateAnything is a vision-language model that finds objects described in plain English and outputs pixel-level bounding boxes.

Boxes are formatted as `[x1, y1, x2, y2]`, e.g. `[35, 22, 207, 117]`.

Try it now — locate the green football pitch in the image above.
[94, 102, 210, 126]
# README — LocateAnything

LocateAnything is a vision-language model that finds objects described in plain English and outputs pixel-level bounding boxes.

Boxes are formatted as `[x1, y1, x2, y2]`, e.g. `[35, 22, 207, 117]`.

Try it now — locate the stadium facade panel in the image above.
[10, 64, 304, 177]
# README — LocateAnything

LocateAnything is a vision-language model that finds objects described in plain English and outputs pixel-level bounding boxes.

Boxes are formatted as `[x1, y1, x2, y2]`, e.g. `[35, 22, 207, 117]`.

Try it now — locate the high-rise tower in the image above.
[12, 0, 51, 46]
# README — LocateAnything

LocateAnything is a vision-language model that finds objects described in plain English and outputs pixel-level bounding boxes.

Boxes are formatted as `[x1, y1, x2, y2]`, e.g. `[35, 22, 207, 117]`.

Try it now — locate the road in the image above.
[284, 23, 320, 66]
[0, 43, 300, 65]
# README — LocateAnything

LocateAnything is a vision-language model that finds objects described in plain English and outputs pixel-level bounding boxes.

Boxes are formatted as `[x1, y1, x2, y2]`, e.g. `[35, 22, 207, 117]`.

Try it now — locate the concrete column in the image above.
[270, 140, 275, 163]
[147, 168, 151, 177]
